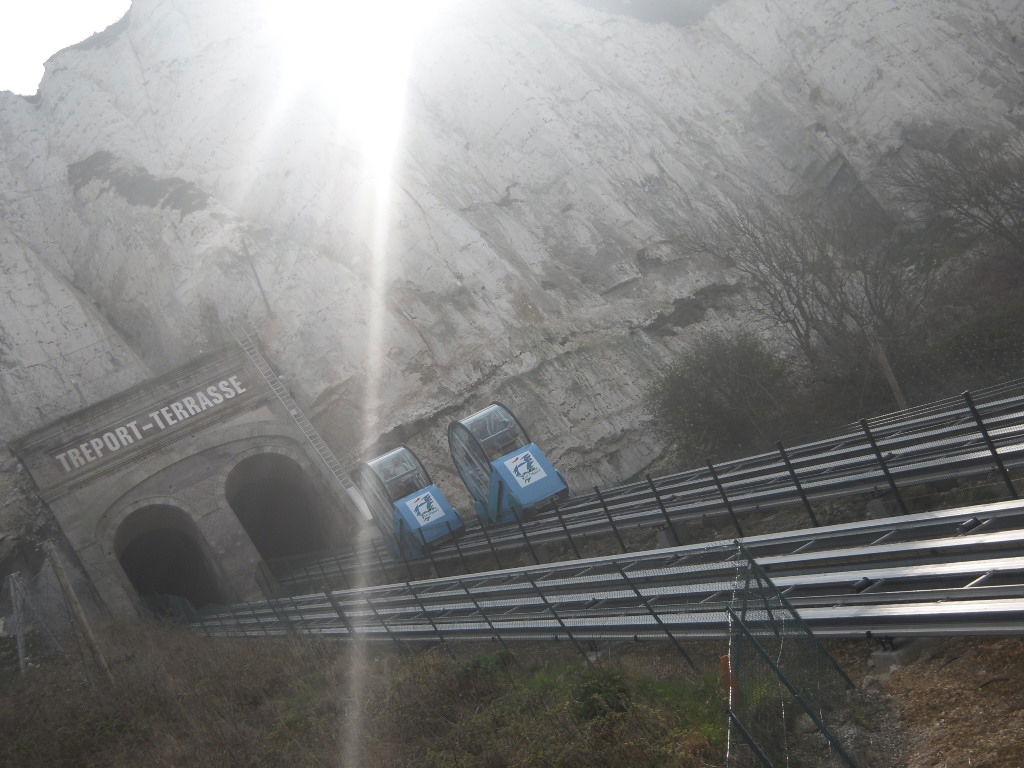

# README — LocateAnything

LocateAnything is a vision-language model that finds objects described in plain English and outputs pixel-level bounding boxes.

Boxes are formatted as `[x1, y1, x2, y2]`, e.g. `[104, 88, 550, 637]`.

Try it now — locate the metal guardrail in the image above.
[193, 498, 1024, 643]
[271, 380, 1024, 592]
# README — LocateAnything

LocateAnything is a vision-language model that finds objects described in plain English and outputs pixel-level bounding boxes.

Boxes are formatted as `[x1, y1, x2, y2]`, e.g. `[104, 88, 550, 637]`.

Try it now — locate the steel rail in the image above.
[198, 556, 1024, 633]
[200, 547, 1024, 628]
[276, 426, 1024, 591]
[271, 386, 1024, 590]
[196, 500, 1024, 643]
[196, 598, 1024, 642]
[270, 499, 1024, 610]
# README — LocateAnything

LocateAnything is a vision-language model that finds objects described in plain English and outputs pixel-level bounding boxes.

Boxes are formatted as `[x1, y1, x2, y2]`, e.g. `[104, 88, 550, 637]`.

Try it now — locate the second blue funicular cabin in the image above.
[448, 403, 568, 526]
[352, 446, 464, 558]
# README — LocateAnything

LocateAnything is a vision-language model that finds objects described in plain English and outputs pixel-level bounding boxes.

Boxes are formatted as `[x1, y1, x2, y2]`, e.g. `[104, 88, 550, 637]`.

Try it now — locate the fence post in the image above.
[45, 542, 114, 684]
[708, 461, 745, 537]
[8, 570, 65, 657]
[859, 419, 909, 515]
[595, 487, 628, 552]
[7, 573, 26, 675]
[776, 442, 819, 527]
[963, 390, 1019, 499]
[727, 708, 777, 768]
[727, 607, 859, 768]
[647, 474, 681, 546]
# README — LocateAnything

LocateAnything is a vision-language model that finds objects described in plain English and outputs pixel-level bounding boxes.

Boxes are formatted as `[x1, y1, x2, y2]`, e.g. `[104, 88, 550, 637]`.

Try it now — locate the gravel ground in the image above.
[832, 637, 1024, 768]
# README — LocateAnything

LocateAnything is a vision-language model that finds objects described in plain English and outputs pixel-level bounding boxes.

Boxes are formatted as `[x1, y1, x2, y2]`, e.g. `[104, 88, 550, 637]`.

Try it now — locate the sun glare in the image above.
[254, 8, 455, 763]
[257, 0, 457, 470]
[261, 0, 450, 181]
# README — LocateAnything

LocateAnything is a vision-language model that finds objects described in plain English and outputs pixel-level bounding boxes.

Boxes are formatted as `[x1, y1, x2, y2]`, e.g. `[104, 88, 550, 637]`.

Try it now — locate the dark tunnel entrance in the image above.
[225, 453, 337, 561]
[115, 505, 225, 613]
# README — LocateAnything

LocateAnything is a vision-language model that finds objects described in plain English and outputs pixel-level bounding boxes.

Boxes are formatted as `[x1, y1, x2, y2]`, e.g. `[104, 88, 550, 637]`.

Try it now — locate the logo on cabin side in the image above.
[406, 491, 445, 526]
[505, 450, 547, 488]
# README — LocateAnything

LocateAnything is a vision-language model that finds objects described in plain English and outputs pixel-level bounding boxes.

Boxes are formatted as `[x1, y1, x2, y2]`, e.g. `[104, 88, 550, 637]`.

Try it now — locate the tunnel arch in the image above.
[224, 451, 337, 561]
[114, 504, 225, 612]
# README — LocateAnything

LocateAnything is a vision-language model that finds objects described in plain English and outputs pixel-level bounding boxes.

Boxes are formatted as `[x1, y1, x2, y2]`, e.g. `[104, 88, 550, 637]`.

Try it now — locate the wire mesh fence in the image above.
[726, 544, 858, 767]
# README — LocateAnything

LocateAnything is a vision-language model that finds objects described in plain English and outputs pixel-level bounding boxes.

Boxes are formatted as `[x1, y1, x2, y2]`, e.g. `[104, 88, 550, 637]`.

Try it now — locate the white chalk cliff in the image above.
[1, 0, 1022, 504]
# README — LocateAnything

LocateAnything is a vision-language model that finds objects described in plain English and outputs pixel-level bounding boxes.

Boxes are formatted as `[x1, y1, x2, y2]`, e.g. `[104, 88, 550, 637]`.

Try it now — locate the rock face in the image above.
[0, 0, 1022, 511]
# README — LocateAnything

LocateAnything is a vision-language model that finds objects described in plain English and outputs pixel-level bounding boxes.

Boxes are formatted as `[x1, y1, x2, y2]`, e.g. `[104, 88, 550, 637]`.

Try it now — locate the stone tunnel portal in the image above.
[12, 346, 363, 617]
[115, 504, 225, 611]
[225, 453, 338, 561]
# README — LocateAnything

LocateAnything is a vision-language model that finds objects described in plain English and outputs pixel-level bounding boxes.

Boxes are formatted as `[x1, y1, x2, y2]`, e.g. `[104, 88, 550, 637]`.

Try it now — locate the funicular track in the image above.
[195, 498, 1024, 643]
[271, 380, 1024, 594]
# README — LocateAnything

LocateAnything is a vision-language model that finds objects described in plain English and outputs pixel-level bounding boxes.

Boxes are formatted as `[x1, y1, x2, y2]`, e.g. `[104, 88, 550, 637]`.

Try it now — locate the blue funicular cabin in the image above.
[447, 402, 568, 527]
[352, 446, 464, 558]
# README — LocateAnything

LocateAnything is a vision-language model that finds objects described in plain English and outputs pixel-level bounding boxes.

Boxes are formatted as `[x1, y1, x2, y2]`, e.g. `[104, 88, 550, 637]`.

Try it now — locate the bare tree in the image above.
[688, 200, 945, 409]
[886, 136, 1024, 256]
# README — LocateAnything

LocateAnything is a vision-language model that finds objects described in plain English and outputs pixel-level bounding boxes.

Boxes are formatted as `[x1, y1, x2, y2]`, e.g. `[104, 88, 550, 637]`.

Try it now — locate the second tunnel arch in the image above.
[224, 450, 345, 562]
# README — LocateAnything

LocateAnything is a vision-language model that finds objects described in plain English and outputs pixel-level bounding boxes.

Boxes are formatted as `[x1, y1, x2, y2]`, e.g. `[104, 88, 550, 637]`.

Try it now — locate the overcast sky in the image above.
[0, 1, 130, 95]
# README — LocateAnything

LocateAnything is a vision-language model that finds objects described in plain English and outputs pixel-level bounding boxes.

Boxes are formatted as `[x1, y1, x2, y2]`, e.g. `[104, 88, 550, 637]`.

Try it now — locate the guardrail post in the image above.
[364, 594, 408, 655]
[243, 601, 271, 637]
[392, 520, 418, 582]
[708, 460, 745, 538]
[407, 581, 454, 658]
[595, 487, 628, 552]
[458, 578, 516, 662]
[553, 502, 582, 559]
[776, 441, 819, 527]
[284, 592, 312, 634]
[647, 474, 681, 546]
[256, 559, 282, 598]
[317, 557, 350, 592]
[859, 419, 909, 515]
[193, 608, 212, 637]
[526, 574, 590, 664]
[324, 590, 355, 637]
[616, 565, 695, 670]
[478, 522, 505, 570]
[267, 596, 295, 635]
[963, 390, 1019, 499]
[370, 538, 396, 584]
[416, 527, 443, 577]
[445, 521, 472, 573]
[510, 496, 541, 564]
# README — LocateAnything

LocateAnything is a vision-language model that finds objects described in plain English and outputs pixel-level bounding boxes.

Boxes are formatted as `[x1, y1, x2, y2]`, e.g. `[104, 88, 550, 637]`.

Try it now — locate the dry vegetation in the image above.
[833, 637, 1024, 768]
[0, 623, 726, 768]
[3, 621, 1024, 766]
